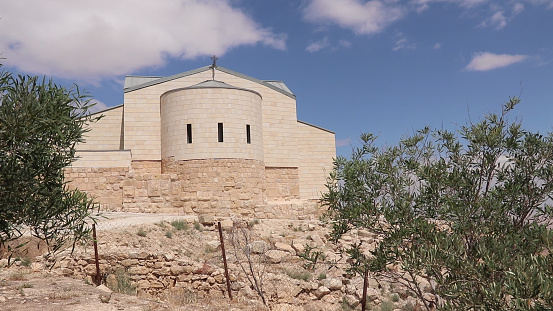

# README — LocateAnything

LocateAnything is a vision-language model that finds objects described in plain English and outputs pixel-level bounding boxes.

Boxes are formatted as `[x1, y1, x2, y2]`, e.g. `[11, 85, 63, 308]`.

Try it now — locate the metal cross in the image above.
[210, 55, 218, 80]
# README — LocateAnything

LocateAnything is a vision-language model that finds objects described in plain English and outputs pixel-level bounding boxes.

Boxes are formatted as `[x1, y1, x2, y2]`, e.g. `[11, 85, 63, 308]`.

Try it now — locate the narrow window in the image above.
[186, 124, 192, 143]
[218, 123, 224, 142]
[246, 124, 251, 144]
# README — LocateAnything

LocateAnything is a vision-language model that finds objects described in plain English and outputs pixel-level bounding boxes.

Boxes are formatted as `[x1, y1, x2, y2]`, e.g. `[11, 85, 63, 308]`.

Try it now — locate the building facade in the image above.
[66, 65, 335, 218]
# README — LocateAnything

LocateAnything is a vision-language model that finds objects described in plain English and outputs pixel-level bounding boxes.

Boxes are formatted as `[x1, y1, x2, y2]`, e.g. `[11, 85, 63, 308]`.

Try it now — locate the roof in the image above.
[297, 120, 335, 134]
[123, 76, 162, 89]
[123, 66, 295, 99]
[161, 80, 262, 98]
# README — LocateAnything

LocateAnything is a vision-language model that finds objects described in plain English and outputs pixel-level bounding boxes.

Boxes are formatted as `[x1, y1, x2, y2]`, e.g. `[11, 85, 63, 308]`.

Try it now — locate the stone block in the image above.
[123, 186, 135, 197]
[264, 250, 290, 263]
[147, 180, 161, 197]
[198, 214, 215, 225]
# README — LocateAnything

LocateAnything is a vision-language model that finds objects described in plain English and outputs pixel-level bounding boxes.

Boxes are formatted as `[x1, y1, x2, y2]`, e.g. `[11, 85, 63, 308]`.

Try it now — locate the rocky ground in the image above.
[0, 213, 425, 311]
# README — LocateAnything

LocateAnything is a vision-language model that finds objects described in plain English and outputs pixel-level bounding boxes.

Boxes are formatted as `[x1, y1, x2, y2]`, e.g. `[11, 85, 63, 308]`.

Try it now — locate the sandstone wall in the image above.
[76, 105, 124, 151]
[71, 150, 132, 168]
[265, 167, 300, 200]
[161, 158, 266, 216]
[123, 68, 300, 168]
[67, 154, 331, 219]
[297, 121, 336, 200]
[160, 87, 264, 161]
[65, 167, 128, 211]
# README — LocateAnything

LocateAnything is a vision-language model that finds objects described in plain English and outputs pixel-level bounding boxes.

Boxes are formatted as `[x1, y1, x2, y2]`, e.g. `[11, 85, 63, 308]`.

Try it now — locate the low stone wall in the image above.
[52, 251, 235, 298]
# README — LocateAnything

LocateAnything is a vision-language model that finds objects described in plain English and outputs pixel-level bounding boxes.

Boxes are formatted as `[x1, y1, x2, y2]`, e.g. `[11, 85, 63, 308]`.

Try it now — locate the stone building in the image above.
[66, 64, 335, 218]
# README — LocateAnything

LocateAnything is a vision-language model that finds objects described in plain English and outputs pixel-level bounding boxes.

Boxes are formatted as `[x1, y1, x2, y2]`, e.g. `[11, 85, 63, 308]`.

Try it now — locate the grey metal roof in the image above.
[123, 66, 295, 99]
[87, 104, 124, 116]
[297, 120, 335, 134]
[187, 80, 241, 89]
[264, 80, 293, 94]
[162, 80, 261, 98]
[124, 76, 162, 89]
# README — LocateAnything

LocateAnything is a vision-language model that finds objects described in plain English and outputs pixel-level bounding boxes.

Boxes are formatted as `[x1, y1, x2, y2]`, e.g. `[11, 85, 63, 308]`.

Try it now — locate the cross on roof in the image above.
[210, 55, 218, 80]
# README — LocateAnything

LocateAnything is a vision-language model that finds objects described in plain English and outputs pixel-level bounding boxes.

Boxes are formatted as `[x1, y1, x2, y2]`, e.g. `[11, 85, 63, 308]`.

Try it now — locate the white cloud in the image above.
[433, 42, 442, 49]
[303, 0, 405, 35]
[88, 99, 110, 114]
[465, 52, 528, 71]
[338, 40, 352, 48]
[306, 37, 330, 52]
[487, 11, 508, 29]
[410, 0, 488, 10]
[512, 2, 525, 14]
[0, 0, 286, 81]
[392, 33, 416, 51]
[336, 138, 351, 147]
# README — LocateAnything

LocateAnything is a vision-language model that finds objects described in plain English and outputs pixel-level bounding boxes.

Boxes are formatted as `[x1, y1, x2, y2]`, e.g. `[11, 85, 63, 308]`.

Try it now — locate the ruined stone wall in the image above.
[65, 167, 128, 211]
[66, 159, 324, 219]
[265, 167, 300, 200]
[162, 158, 266, 216]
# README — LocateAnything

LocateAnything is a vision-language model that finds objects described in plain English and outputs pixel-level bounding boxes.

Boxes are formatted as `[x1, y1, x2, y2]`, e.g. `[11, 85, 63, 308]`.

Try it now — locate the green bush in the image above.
[323, 98, 553, 310]
[0, 67, 101, 259]
[136, 228, 147, 237]
[284, 268, 311, 281]
[170, 220, 188, 231]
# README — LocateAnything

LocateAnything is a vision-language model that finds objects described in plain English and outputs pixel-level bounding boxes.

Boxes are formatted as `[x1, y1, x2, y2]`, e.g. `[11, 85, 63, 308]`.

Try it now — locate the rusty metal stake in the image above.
[361, 268, 369, 311]
[92, 223, 101, 286]
[218, 221, 233, 300]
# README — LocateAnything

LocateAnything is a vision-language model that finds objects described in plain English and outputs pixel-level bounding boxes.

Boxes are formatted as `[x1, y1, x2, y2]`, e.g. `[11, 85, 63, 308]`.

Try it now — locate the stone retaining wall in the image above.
[66, 160, 320, 218]
[265, 167, 300, 200]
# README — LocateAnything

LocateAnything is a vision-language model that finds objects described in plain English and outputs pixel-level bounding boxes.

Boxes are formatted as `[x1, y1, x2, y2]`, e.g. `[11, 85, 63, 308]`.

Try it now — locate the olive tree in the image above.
[0, 67, 101, 260]
[322, 98, 553, 310]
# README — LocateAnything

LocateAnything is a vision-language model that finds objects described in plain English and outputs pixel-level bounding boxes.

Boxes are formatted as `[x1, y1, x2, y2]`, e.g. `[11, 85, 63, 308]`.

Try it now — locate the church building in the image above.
[67, 63, 335, 218]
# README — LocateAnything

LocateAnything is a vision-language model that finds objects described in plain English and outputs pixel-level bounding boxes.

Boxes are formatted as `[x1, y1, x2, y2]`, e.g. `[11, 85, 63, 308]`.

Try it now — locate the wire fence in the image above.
[2, 214, 375, 310]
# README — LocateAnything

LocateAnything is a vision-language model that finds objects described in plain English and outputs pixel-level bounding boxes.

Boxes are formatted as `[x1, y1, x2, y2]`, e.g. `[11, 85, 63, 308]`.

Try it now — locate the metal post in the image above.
[218, 221, 233, 300]
[361, 268, 369, 311]
[92, 223, 101, 286]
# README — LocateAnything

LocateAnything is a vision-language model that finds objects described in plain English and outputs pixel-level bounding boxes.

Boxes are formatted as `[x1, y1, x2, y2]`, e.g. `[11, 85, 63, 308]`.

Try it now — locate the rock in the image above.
[249, 240, 268, 254]
[276, 284, 302, 300]
[219, 219, 233, 229]
[344, 294, 360, 308]
[198, 215, 215, 226]
[206, 240, 221, 250]
[323, 278, 343, 291]
[358, 229, 373, 237]
[309, 234, 325, 247]
[345, 284, 357, 295]
[274, 242, 296, 255]
[314, 286, 331, 299]
[322, 293, 339, 304]
[128, 265, 151, 275]
[97, 284, 112, 303]
[231, 281, 246, 291]
[149, 281, 164, 289]
[292, 239, 306, 254]
[264, 250, 290, 263]
[30, 262, 45, 272]
[170, 265, 187, 275]
[136, 252, 149, 260]
[121, 259, 139, 267]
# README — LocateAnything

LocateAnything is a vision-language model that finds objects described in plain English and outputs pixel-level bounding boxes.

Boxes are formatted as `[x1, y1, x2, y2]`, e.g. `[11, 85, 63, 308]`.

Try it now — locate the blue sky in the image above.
[1, 0, 552, 157]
